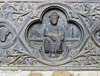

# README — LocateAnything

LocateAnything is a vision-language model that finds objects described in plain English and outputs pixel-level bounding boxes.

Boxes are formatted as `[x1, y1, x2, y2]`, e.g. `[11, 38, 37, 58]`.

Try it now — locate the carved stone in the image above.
[0, 0, 100, 70]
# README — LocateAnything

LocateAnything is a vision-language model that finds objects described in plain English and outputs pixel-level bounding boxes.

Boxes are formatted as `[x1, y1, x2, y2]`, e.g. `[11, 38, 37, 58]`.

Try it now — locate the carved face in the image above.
[49, 12, 59, 25]
[0, 27, 9, 42]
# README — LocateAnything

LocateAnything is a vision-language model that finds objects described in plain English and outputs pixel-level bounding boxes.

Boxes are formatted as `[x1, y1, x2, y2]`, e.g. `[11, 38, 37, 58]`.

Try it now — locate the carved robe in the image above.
[43, 25, 65, 54]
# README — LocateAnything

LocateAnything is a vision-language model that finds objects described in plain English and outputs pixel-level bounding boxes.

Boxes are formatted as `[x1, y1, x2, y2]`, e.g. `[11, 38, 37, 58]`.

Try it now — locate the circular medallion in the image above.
[0, 20, 16, 48]
[25, 7, 83, 65]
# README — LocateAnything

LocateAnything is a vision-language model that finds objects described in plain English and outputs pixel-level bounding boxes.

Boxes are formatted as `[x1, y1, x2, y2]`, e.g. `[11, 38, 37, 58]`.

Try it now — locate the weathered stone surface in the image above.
[0, 71, 100, 76]
[52, 72, 70, 76]
[0, 0, 100, 71]
[29, 73, 43, 76]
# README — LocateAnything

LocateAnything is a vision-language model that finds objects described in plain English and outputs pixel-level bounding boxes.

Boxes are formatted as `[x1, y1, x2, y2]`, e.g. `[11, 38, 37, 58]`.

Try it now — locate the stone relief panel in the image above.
[70, 3, 100, 29]
[0, 3, 33, 33]
[26, 8, 82, 62]
[68, 38, 100, 66]
[0, 1, 99, 70]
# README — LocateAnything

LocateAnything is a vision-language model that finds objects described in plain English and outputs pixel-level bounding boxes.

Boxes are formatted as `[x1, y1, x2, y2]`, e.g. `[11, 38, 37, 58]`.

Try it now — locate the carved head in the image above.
[0, 27, 9, 42]
[49, 12, 59, 25]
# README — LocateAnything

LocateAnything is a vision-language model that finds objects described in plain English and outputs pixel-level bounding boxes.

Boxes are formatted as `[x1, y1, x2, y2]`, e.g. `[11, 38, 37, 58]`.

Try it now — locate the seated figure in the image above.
[43, 12, 65, 55]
